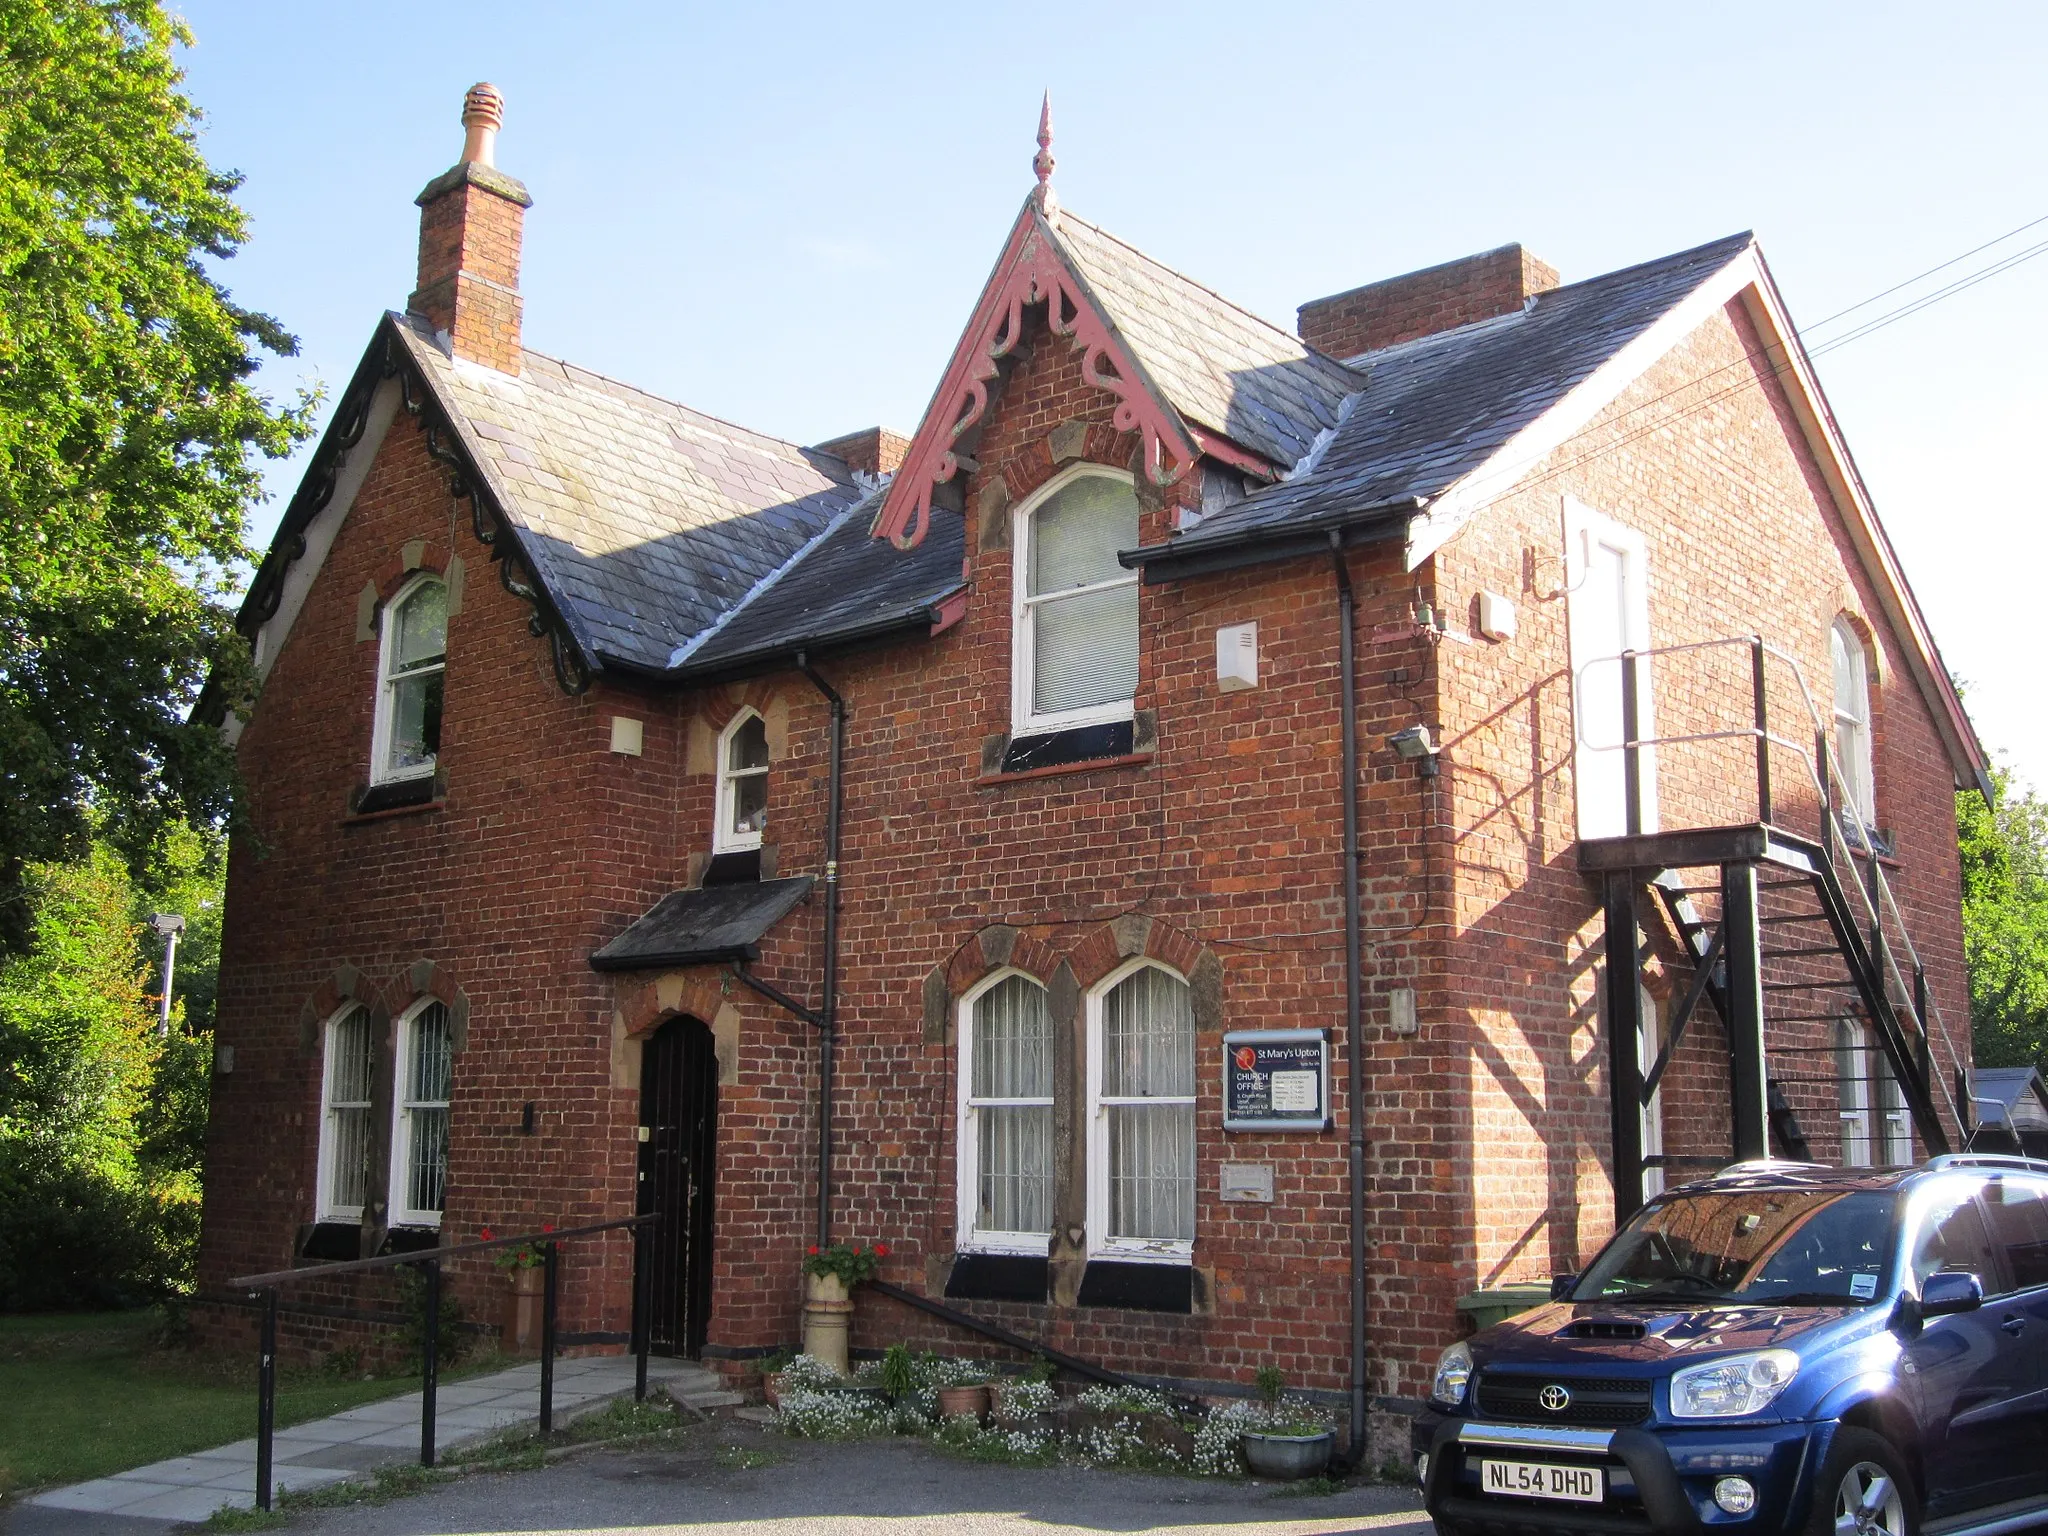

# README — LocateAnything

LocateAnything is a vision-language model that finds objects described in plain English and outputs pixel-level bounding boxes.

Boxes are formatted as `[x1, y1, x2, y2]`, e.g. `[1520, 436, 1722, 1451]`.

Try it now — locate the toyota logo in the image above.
[1538, 1384, 1572, 1413]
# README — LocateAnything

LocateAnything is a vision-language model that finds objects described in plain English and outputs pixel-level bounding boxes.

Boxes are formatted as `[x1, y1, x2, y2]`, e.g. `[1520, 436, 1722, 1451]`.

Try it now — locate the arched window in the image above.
[1831, 618, 1875, 829]
[317, 1003, 375, 1221]
[715, 710, 770, 853]
[957, 972, 1054, 1252]
[1013, 467, 1140, 733]
[373, 577, 447, 783]
[389, 1000, 453, 1227]
[1087, 961, 1195, 1260]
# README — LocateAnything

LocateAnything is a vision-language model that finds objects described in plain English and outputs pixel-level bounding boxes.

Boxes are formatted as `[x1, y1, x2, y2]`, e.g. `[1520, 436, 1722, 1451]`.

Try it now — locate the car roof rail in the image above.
[1924, 1153, 2048, 1175]
[1712, 1159, 1835, 1178]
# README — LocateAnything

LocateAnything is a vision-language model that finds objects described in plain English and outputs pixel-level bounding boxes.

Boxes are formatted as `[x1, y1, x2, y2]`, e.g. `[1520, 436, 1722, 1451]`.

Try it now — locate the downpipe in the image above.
[1330, 532, 1370, 1468]
[795, 652, 844, 1249]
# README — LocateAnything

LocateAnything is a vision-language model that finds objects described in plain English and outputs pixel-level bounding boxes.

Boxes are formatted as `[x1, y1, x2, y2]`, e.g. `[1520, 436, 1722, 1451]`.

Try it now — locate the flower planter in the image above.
[1240, 1429, 1335, 1480]
[761, 1371, 785, 1409]
[936, 1383, 991, 1422]
[498, 1265, 545, 1354]
[800, 1272, 852, 1374]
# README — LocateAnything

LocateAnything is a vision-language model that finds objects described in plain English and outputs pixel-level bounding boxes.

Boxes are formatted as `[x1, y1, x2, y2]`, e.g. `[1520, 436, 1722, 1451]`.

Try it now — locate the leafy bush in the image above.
[0, 1157, 196, 1310]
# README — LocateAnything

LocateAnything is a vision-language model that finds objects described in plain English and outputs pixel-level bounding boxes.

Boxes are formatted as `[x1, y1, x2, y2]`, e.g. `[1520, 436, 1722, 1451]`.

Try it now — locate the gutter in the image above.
[1119, 496, 1422, 586]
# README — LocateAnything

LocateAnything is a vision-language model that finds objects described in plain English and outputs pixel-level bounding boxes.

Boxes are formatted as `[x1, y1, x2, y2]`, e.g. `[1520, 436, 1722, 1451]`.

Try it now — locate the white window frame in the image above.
[1831, 618, 1876, 828]
[956, 968, 1055, 1256]
[315, 1002, 375, 1223]
[1837, 1019, 1909, 1169]
[714, 708, 769, 854]
[387, 998, 453, 1228]
[370, 574, 447, 786]
[1011, 464, 1141, 735]
[1085, 957, 1196, 1265]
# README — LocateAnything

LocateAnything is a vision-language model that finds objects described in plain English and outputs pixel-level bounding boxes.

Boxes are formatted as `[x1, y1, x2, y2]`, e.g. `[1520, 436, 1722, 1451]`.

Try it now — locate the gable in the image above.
[872, 203, 1353, 551]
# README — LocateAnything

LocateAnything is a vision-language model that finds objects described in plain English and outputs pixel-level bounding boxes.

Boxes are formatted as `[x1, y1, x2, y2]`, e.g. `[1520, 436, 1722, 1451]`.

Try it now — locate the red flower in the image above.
[808, 1245, 820, 1256]
[873, 1242, 890, 1257]
[541, 1222, 555, 1233]
[479, 1226, 495, 1242]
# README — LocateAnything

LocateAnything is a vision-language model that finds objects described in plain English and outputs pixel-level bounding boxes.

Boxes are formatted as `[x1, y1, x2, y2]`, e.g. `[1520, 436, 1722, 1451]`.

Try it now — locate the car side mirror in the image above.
[1919, 1271, 1984, 1317]
[1551, 1274, 1579, 1302]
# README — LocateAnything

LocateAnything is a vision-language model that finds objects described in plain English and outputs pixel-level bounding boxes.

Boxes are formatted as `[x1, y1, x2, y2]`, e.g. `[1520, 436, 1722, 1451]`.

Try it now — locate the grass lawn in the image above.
[0, 1309, 503, 1498]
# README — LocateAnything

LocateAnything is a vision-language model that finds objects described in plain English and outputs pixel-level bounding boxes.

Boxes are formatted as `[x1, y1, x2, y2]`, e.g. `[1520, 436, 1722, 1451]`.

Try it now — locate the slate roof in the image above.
[1133, 231, 1758, 561]
[675, 494, 966, 678]
[589, 877, 815, 971]
[1974, 1065, 2048, 1127]
[1057, 213, 1357, 468]
[392, 316, 868, 672]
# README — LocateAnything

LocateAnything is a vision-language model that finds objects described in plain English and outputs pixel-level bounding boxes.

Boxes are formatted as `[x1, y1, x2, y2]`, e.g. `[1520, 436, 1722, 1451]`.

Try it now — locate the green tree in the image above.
[1958, 768, 2048, 1076]
[0, 840, 207, 1306]
[0, 0, 312, 944]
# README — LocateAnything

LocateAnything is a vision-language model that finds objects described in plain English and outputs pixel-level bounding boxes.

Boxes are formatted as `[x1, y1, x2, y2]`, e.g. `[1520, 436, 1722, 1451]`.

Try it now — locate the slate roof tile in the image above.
[1155, 232, 1757, 555]
[1054, 213, 1357, 468]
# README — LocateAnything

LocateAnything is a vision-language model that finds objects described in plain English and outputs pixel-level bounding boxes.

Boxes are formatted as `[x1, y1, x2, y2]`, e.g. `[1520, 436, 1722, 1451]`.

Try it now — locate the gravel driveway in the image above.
[275, 1420, 1433, 1536]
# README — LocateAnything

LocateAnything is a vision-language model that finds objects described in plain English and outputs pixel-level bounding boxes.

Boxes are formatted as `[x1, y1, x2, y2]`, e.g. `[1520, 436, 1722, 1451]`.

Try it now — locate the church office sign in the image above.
[1222, 1028, 1331, 1132]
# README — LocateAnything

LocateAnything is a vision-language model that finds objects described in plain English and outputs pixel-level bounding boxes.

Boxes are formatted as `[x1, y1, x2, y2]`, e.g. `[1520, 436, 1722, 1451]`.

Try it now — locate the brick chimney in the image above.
[814, 427, 910, 477]
[1297, 244, 1560, 359]
[409, 83, 531, 375]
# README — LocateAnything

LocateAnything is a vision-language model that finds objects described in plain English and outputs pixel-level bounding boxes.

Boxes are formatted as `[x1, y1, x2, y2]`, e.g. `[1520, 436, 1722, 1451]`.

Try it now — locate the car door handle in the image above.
[2001, 1315, 2026, 1336]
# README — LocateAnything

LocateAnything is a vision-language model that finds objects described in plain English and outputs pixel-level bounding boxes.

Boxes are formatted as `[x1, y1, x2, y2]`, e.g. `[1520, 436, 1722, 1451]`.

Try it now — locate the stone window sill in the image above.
[341, 799, 446, 827]
[976, 754, 1152, 788]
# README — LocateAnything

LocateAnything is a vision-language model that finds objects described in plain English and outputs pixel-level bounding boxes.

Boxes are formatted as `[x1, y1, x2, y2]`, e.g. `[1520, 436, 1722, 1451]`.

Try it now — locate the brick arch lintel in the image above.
[1068, 915, 1223, 1036]
[922, 917, 1222, 1043]
[296, 959, 470, 1056]
[616, 968, 730, 1039]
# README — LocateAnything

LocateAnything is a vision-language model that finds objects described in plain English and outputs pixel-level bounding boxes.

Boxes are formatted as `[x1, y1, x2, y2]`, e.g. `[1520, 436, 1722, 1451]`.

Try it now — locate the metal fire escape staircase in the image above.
[1575, 637, 1970, 1222]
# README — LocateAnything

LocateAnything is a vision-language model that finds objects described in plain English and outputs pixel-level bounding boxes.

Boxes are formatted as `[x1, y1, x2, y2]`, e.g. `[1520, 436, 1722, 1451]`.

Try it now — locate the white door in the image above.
[1565, 498, 1656, 839]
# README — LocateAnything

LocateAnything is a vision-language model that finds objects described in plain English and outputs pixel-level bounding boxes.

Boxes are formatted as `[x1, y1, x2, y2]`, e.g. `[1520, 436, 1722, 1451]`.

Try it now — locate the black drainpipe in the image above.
[795, 652, 843, 1249]
[1330, 531, 1369, 1465]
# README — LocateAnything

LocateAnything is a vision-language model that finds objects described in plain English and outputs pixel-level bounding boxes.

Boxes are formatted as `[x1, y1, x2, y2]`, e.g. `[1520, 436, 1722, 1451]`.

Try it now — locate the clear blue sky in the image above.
[174, 1, 2048, 789]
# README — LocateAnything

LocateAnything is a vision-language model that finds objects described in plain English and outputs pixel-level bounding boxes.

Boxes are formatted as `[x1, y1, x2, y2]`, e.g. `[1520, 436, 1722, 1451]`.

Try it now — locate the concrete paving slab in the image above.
[20, 1349, 683, 1530]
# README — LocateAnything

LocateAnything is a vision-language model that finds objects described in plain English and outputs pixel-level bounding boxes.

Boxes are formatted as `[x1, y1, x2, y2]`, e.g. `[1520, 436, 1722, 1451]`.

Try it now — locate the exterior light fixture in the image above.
[149, 913, 186, 1037]
[1388, 725, 1441, 778]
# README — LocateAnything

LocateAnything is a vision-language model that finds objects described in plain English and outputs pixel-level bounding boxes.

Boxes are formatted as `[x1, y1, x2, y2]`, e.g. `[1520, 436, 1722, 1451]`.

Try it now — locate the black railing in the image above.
[229, 1213, 653, 1511]
[1583, 633, 1969, 1134]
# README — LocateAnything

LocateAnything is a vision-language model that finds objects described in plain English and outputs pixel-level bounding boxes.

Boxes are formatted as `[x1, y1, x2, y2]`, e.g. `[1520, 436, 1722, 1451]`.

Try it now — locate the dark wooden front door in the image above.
[636, 1016, 717, 1357]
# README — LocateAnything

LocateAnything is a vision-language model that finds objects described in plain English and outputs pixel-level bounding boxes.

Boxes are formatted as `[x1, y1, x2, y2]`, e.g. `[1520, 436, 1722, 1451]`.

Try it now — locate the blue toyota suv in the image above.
[1415, 1156, 2048, 1536]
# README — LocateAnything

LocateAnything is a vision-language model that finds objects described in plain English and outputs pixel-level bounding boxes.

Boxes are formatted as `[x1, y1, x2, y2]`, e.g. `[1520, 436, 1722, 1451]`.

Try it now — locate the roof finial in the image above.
[460, 82, 504, 168]
[1031, 91, 1058, 219]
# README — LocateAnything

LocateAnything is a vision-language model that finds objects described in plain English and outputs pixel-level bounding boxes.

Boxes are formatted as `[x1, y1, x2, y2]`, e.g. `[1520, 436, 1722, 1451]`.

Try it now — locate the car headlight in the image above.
[1431, 1340, 1473, 1407]
[1669, 1349, 1799, 1419]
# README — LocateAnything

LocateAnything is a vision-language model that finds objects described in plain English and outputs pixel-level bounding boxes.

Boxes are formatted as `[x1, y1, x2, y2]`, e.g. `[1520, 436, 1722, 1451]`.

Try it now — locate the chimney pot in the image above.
[460, 82, 504, 167]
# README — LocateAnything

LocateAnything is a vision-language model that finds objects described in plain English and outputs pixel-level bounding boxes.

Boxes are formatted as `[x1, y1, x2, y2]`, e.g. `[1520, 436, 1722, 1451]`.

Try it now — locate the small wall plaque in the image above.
[1220, 1162, 1275, 1202]
[1222, 1027, 1331, 1132]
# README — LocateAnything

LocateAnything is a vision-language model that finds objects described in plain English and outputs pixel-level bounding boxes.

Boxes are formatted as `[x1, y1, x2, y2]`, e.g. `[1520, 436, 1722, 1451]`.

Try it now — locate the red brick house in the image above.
[197, 86, 1991, 1456]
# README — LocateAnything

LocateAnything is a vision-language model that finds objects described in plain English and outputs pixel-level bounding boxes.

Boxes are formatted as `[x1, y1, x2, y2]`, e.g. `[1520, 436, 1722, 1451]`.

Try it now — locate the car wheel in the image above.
[1808, 1428, 1916, 1536]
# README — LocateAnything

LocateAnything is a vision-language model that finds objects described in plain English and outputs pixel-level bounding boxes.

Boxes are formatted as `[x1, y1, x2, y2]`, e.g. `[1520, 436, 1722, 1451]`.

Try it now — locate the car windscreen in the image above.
[1574, 1188, 1898, 1305]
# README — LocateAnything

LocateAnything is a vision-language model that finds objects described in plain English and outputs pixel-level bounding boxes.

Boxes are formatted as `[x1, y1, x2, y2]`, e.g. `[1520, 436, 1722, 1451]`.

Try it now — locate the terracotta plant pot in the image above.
[1240, 1428, 1335, 1480]
[762, 1371, 784, 1409]
[499, 1264, 545, 1354]
[936, 1383, 991, 1422]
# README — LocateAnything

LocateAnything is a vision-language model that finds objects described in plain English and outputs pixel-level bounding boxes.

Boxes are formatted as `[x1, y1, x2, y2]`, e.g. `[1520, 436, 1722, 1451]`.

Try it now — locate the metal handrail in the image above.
[233, 1213, 654, 1510]
[1575, 634, 1970, 1125]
